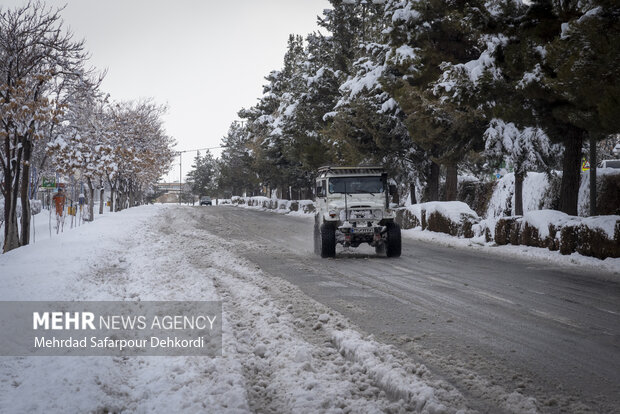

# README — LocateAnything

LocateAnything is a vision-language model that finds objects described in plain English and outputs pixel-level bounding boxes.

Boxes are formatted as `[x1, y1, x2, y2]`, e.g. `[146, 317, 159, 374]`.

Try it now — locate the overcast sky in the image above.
[3, 0, 331, 182]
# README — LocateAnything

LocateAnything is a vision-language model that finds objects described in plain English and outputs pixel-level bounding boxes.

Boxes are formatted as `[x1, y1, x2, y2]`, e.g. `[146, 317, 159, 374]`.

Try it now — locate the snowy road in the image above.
[201, 205, 620, 414]
[1, 204, 619, 413]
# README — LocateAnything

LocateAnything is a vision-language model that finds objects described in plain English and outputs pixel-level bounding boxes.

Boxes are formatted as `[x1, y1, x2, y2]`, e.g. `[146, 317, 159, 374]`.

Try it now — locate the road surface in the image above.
[198, 205, 620, 413]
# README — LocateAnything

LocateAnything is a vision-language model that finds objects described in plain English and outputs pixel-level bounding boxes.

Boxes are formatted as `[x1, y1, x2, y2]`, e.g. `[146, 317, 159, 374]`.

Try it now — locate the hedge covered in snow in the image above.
[395, 202, 619, 260]
[230, 196, 315, 214]
[395, 201, 480, 238]
[493, 210, 619, 259]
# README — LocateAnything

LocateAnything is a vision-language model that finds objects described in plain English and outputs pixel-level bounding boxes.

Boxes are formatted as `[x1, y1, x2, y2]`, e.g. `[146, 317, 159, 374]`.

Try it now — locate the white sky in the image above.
[3, 0, 331, 182]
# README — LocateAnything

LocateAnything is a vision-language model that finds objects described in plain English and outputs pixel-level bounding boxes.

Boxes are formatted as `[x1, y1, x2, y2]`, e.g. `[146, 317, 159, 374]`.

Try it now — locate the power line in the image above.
[175, 145, 226, 154]
[175, 146, 227, 204]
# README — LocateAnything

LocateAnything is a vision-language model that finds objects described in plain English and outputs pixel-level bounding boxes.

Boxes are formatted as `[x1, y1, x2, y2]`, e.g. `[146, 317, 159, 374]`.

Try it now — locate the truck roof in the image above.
[317, 166, 385, 178]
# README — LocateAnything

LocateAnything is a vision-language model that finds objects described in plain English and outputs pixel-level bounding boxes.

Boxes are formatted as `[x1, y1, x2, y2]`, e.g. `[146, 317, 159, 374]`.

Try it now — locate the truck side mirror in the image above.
[316, 185, 325, 198]
[389, 184, 397, 196]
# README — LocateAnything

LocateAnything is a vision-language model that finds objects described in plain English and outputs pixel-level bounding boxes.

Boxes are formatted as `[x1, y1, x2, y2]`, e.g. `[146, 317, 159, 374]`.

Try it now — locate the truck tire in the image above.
[320, 223, 336, 258]
[313, 222, 321, 255]
[385, 222, 401, 258]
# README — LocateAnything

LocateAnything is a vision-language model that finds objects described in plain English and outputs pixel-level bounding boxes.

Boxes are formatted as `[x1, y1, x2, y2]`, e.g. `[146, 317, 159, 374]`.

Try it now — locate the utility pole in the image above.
[179, 152, 182, 204]
[175, 145, 227, 205]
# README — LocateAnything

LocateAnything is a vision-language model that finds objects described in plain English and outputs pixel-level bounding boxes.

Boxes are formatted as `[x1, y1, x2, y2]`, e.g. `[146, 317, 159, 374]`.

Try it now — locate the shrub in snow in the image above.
[521, 210, 574, 251]
[458, 180, 497, 217]
[299, 201, 315, 214]
[494, 217, 522, 246]
[577, 169, 620, 216]
[395, 208, 419, 229]
[495, 210, 619, 259]
[398, 202, 479, 238]
[560, 217, 620, 259]
[230, 196, 315, 215]
[30, 200, 43, 215]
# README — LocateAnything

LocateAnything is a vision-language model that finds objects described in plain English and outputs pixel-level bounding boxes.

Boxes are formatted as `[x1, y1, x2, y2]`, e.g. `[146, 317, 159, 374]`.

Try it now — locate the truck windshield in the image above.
[328, 177, 383, 194]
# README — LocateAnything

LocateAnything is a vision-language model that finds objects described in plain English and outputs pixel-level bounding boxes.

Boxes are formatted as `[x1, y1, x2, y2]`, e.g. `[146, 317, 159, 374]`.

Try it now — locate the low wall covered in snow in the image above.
[230, 196, 315, 214]
[494, 210, 620, 259]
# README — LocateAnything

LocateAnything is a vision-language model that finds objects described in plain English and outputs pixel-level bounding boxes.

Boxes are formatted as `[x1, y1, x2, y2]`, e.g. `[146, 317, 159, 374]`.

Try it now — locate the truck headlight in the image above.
[372, 209, 383, 219]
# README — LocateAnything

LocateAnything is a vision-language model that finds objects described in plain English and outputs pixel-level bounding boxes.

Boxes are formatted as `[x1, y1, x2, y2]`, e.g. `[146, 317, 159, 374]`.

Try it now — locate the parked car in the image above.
[200, 196, 212, 206]
[599, 159, 620, 169]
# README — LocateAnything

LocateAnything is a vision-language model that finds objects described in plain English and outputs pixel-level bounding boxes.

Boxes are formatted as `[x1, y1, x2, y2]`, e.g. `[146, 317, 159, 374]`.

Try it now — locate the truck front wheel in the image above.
[320, 223, 336, 258]
[385, 222, 401, 258]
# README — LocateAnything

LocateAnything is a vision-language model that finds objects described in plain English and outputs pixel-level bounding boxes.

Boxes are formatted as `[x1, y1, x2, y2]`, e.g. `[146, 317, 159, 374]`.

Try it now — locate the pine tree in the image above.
[186, 151, 218, 197]
[382, 0, 492, 201]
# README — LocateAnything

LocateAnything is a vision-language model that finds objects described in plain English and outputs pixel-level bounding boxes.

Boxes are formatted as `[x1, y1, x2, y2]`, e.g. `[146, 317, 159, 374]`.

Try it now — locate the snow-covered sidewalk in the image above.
[0, 205, 481, 413]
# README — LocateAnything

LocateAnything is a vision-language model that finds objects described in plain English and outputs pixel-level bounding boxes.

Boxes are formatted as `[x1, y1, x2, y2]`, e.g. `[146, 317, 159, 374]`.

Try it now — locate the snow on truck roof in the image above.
[317, 166, 385, 177]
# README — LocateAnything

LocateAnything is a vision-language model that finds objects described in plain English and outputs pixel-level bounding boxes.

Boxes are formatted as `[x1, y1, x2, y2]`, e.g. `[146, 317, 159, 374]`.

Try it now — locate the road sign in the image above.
[581, 160, 590, 172]
[41, 177, 56, 188]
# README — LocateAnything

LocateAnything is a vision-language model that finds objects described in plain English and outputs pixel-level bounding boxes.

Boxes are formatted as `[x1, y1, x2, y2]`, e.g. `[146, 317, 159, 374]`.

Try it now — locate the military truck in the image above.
[313, 166, 401, 258]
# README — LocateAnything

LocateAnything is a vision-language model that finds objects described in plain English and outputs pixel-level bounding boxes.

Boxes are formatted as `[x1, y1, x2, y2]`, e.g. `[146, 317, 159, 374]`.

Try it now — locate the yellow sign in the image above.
[581, 160, 590, 172]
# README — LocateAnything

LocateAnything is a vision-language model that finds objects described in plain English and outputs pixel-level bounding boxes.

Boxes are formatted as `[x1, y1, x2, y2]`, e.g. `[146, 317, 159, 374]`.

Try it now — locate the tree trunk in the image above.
[589, 134, 597, 216]
[410, 182, 417, 205]
[19, 139, 33, 246]
[86, 177, 95, 221]
[109, 188, 115, 212]
[514, 171, 525, 216]
[445, 163, 458, 201]
[99, 183, 104, 215]
[3, 206, 20, 253]
[427, 161, 440, 201]
[3, 143, 23, 253]
[559, 128, 584, 216]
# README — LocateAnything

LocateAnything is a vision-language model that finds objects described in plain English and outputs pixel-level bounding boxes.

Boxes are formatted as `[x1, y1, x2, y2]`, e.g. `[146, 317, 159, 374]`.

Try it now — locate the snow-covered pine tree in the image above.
[328, 4, 427, 204]
[484, 119, 553, 215]
[186, 150, 219, 198]
[495, 0, 619, 215]
[543, 0, 620, 215]
[382, 0, 491, 201]
[218, 121, 257, 197]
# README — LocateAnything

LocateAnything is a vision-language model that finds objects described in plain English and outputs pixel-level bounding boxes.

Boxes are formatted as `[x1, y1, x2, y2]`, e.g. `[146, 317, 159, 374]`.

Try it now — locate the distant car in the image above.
[599, 159, 620, 169]
[200, 196, 212, 206]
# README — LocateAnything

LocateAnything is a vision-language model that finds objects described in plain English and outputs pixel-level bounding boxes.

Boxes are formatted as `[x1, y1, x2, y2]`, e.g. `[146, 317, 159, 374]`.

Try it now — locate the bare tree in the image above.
[0, 2, 89, 252]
